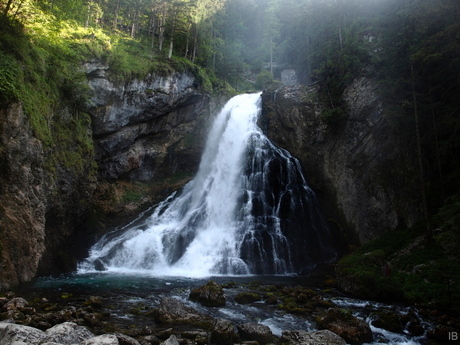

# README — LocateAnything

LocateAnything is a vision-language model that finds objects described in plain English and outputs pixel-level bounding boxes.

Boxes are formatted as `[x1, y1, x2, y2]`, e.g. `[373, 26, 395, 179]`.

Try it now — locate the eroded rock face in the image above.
[260, 80, 421, 244]
[85, 62, 211, 182]
[0, 104, 46, 289]
[0, 103, 97, 288]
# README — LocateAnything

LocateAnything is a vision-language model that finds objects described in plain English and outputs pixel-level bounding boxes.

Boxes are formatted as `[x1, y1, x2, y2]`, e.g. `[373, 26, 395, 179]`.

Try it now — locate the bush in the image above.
[255, 70, 274, 89]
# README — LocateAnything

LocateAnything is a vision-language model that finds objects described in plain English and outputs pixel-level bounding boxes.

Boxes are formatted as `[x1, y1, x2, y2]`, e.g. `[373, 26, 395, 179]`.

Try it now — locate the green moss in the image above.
[234, 292, 261, 304]
[337, 220, 460, 308]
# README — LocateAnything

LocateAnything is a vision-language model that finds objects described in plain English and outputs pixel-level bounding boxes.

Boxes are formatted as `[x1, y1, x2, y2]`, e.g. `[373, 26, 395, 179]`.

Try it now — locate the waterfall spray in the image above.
[79, 93, 335, 276]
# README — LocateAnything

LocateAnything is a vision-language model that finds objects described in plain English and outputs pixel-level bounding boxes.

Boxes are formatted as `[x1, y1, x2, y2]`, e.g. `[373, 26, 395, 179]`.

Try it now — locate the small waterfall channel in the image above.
[79, 92, 335, 276]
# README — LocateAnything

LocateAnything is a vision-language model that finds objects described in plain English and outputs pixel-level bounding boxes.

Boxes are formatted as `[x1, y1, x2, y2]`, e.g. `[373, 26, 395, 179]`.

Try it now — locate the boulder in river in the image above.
[45, 322, 94, 343]
[235, 292, 261, 304]
[80, 333, 141, 345]
[237, 322, 275, 344]
[317, 308, 373, 344]
[281, 329, 346, 345]
[159, 334, 180, 345]
[189, 280, 226, 307]
[0, 322, 46, 345]
[211, 318, 239, 345]
[153, 297, 214, 328]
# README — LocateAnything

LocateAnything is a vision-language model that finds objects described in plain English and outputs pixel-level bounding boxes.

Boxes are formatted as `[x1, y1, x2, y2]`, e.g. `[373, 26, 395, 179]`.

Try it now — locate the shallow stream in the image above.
[16, 272, 429, 345]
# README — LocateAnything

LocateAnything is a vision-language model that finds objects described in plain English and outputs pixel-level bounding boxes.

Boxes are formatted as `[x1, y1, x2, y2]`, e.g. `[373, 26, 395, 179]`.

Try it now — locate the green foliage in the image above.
[255, 70, 274, 90]
[107, 36, 171, 79]
[434, 191, 460, 234]
[337, 216, 460, 308]
[0, 51, 23, 103]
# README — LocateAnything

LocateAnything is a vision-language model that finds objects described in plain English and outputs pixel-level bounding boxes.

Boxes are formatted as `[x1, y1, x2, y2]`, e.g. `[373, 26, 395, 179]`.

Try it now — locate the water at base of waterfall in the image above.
[18, 273, 428, 345]
[79, 93, 335, 276]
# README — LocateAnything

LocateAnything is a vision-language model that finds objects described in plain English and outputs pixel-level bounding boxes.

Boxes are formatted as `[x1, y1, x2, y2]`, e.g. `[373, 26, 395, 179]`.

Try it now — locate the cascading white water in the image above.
[79, 93, 335, 276]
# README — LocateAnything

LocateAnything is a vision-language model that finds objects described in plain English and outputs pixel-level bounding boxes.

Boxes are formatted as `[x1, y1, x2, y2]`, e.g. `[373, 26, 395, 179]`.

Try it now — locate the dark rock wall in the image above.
[0, 64, 216, 288]
[260, 79, 421, 245]
[0, 104, 96, 288]
[85, 62, 211, 183]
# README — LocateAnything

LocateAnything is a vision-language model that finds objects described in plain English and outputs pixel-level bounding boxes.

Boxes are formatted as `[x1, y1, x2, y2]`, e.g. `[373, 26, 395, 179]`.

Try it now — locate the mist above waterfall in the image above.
[79, 93, 335, 276]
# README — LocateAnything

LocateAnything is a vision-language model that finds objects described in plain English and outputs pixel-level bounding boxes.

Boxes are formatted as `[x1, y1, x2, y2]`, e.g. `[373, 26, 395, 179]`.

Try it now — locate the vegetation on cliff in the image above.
[336, 196, 460, 309]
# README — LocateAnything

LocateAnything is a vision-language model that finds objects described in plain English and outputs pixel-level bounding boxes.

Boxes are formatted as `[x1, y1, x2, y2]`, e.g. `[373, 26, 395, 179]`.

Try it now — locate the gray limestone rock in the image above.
[281, 330, 346, 345]
[44, 322, 94, 344]
[0, 322, 46, 345]
[237, 323, 275, 345]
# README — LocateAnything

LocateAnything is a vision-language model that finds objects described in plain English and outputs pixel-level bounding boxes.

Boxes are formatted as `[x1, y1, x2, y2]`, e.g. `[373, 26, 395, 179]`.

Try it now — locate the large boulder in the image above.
[189, 281, 226, 307]
[44, 322, 94, 344]
[317, 308, 373, 344]
[234, 292, 261, 304]
[0, 322, 46, 345]
[211, 318, 239, 345]
[237, 323, 275, 345]
[153, 297, 213, 328]
[81, 333, 141, 345]
[281, 330, 346, 345]
[159, 334, 180, 345]
[3, 297, 28, 311]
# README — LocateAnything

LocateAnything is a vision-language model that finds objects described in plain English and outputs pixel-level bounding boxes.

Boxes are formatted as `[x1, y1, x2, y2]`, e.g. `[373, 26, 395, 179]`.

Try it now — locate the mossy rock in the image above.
[189, 281, 226, 307]
[235, 292, 261, 304]
[371, 311, 410, 333]
[264, 294, 278, 305]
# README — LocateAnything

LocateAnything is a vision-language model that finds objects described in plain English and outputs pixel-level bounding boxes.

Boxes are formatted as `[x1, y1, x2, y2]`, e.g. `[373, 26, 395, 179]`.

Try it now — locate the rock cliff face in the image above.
[85, 62, 211, 183]
[0, 104, 96, 288]
[0, 104, 46, 286]
[0, 65, 213, 289]
[260, 78, 421, 244]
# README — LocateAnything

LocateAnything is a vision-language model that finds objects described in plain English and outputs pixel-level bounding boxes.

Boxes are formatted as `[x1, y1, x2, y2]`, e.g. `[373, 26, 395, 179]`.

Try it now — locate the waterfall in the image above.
[79, 93, 335, 276]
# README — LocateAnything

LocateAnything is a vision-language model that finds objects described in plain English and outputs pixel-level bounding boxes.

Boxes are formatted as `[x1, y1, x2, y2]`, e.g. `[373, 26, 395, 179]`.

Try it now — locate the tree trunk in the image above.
[192, 25, 198, 62]
[11, 0, 24, 20]
[270, 34, 273, 74]
[184, 31, 189, 58]
[113, 0, 119, 31]
[430, 86, 444, 200]
[3, 0, 14, 17]
[150, 10, 156, 49]
[159, 8, 166, 51]
[338, 26, 343, 50]
[85, 2, 91, 28]
[168, 39, 174, 59]
[411, 61, 431, 239]
[168, 4, 177, 59]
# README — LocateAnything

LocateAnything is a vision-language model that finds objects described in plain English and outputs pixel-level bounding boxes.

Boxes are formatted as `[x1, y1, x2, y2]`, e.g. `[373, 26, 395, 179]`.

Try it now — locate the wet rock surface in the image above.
[0, 65, 224, 289]
[85, 63, 212, 183]
[237, 323, 274, 344]
[281, 330, 346, 345]
[189, 281, 226, 307]
[153, 297, 214, 328]
[317, 308, 373, 344]
[260, 82, 421, 244]
[2, 277, 453, 344]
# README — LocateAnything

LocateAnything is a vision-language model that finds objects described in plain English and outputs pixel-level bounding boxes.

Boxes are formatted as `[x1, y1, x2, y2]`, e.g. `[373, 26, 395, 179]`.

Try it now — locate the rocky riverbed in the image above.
[2, 274, 456, 344]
